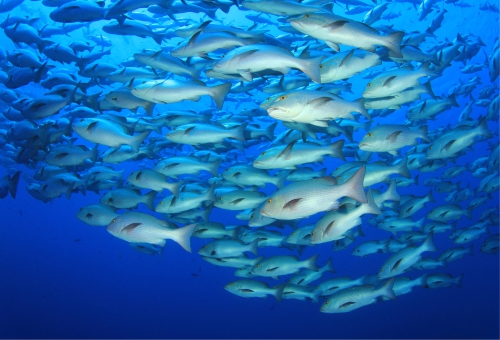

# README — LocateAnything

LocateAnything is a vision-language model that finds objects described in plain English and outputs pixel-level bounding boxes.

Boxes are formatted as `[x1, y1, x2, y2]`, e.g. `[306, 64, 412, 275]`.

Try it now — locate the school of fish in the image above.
[0, 0, 498, 314]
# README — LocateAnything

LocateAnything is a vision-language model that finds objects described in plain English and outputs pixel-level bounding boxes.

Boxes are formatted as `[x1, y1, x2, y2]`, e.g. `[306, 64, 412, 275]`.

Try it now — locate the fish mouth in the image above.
[359, 143, 369, 148]
[260, 209, 269, 216]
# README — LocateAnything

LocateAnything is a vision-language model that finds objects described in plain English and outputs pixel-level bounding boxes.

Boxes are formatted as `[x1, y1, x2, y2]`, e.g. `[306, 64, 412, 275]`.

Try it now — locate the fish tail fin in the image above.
[354, 98, 372, 121]
[426, 190, 435, 203]
[465, 207, 473, 220]
[130, 130, 151, 152]
[423, 81, 436, 99]
[386, 179, 401, 202]
[230, 122, 248, 142]
[144, 190, 157, 211]
[329, 139, 345, 161]
[396, 157, 411, 178]
[249, 238, 259, 256]
[299, 56, 324, 83]
[208, 159, 222, 176]
[384, 31, 405, 58]
[363, 189, 382, 215]
[311, 289, 321, 303]
[210, 82, 232, 110]
[306, 253, 319, 272]
[468, 243, 474, 256]
[455, 274, 463, 288]
[422, 232, 437, 252]
[274, 170, 288, 189]
[190, 67, 202, 80]
[416, 273, 428, 287]
[449, 93, 459, 107]
[170, 223, 197, 253]
[144, 101, 156, 116]
[200, 204, 213, 222]
[343, 126, 354, 142]
[381, 277, 397, 300]
[477, 116, 493, 138]
[416, 217, 425, 230]
[85, 91, 102, 110]
[91, 144, 98, 164]
[321, 257, 336, 274]
[419, 125, 430, 142]
[9, 171, 20, 199]
[170, 180, 184, 198]
[264, 122, 278, 141]
[273, 283, 286, 302]
[204, 183, 216, 203]
[342, 166, 367, 203]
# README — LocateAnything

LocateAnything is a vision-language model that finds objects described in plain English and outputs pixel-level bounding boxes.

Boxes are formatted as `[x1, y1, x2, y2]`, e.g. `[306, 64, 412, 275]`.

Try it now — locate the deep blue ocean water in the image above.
[0, 0, 499, 339]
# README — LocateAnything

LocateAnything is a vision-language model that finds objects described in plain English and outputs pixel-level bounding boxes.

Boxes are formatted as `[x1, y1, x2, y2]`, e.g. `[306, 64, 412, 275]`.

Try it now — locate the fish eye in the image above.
[367, 83, 371, 87]
[367, 133, 372, 137]
[357, 249, 360, 252]
[279, 95, 286, 100]
[337, 176, 341, 180]
[429, 146, 433, 149]
[159, 201, 163, 204]
[219, 197, 223, 200]
[221, 54, 225, 58]
[256, 264, 260, 267]
[311, 231, 314, 235]
[305, 14, 310, 18]
[250, 214, 254, 218]
[379, 268, 383, 272]
[291, 232, 294, 236]
[260, 152, 265, 156]
[267, 199, 272, 203]
[111, 220, 115, 223]
[319, 64, 323, 69]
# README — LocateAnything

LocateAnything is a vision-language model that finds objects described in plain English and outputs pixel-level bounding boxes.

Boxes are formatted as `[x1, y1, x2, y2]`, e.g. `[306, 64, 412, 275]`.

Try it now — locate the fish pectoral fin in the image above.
[86, 121, 98, 132]
[391, 258, 403, 272]
[311, 120, 329, 127]
[277, 141, 296, 159]
[386, 131, 403, 143]
[383, 76, 397, 87]
[238, 288, 255, 293]
[325, 20, 348, 31]
[388, 150, 398, 155]
[325, 41, 340, 52]
[54, 152, 69, 160]
[266, 267, 279, 272]
[283, 198, 302, 211]
[442, 140, 456, 151]
[230, 198, 245, 205]
[237, 69, 253, 81]
[123, 223, 142, 234]
[339, 301, 356, 308]
[325, 220, 336, 235]
[308, 96, 334, 108]
[184, 126, 196, 135]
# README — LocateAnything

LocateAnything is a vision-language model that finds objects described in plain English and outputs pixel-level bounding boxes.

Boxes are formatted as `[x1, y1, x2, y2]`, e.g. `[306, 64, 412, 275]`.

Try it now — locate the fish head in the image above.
[260, 195, 285, 218]
[197, 243, 214, 257]
[425, 142, 440, 159]
[106, 216, 122, 236]
[267, 93, 302, 120]
[319, 299, 335, 313]
[288, 13, 329, 34]
[358, 130, 382, 151]
[252, 149, 276, 169]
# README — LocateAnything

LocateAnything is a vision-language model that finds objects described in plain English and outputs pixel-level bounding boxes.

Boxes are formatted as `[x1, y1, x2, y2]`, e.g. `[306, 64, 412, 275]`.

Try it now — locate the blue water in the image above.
[0, 1, 499, 339]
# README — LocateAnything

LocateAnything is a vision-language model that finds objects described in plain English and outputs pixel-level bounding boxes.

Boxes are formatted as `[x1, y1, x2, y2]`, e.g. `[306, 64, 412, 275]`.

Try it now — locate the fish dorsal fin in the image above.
[123, 223, 141, 234]
[383, 76, 397, 87]
[198, 20, 212, 31]
[386, 131, 402, 143]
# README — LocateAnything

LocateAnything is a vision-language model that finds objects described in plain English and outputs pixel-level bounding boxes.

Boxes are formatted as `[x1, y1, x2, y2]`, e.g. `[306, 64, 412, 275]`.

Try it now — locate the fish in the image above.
[0, 171, 20, 199]
[107, 211, 196, 251]
[224, 279, 285, 301]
